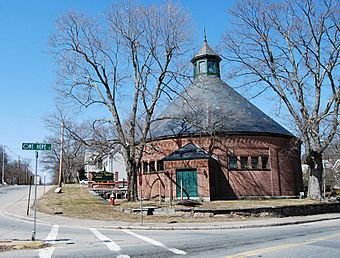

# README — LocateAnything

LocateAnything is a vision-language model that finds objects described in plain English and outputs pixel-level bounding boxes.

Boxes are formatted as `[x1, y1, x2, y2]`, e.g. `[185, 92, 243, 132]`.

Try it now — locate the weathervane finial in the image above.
[204, 29, 207, 42]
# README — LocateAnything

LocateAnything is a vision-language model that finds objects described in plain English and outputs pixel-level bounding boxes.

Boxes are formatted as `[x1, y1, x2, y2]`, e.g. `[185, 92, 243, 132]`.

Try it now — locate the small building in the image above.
[84, 146, 127, 192]
[139, 38, 303, 201]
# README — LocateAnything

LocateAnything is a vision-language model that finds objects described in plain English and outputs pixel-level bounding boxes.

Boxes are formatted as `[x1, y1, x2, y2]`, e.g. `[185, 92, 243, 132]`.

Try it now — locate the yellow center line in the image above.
[226, 232, 340, 258]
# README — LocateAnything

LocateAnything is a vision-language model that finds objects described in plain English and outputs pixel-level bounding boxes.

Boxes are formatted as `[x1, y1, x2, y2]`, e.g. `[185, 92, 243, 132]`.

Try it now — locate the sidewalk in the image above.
[5, 186, 340, 230]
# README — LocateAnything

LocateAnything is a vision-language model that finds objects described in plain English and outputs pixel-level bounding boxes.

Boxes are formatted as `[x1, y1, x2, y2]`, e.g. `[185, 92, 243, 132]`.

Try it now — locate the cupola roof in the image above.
[191, 37, 221, 64]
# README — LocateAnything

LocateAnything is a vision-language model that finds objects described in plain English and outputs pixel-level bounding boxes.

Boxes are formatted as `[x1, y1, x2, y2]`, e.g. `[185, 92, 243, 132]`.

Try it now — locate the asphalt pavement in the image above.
[3, 185, 340, 230]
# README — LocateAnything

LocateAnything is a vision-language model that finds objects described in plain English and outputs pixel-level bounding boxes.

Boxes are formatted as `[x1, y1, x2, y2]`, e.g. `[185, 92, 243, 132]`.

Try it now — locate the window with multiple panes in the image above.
[149, 161, 156, 172]
[142, 162, 148, 174]
[199, 60, 206, 73]
[142, 160, 165, 174]
[208, 61, 217, 74]
[261, 156, 270, 169]
[157, 161, 164, 171]
[240, 156, 248, 169]
[194, 63, 197, 78]
[251, 156, 259, 169]
[228, 156, 238, 169]
[228, 155, 270, 170]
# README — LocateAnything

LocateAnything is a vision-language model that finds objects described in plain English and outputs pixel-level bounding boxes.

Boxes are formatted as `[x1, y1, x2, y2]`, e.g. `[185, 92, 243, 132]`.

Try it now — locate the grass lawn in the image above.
[37, 184, 321, 223]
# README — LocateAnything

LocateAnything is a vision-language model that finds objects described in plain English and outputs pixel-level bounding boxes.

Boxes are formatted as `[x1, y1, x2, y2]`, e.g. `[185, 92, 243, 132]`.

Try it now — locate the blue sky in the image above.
[0, 0, 235, 174]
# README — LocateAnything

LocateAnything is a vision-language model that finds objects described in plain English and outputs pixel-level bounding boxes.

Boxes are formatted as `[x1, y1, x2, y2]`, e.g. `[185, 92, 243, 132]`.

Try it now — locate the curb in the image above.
[97, 215, 340, 230]
[3, 209, 49, 226]
[5, 205, 340, 231]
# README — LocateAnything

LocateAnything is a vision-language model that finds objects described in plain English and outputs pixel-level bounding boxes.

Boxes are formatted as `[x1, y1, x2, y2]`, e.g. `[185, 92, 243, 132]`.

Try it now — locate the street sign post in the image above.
[22, 142, 52, 241]
[139, 172, 143, 226]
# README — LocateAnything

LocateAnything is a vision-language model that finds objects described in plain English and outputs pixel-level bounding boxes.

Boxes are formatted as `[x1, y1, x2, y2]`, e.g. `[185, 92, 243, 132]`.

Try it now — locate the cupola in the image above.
[191, 35, 222, 78]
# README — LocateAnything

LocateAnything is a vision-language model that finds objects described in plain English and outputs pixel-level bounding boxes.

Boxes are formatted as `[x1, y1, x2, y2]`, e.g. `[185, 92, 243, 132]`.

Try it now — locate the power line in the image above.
[1, 144, 32, 162]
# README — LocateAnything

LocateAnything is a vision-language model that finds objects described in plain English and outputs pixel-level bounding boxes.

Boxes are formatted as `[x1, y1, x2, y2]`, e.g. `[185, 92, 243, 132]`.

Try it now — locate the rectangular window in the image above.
[149, 161, 156, 173]
[199, 61, 206, 73]
[240, 156, 248, 169]
[228, 156, 238, 170]
[251, 156, 259, 169]
[157, 161, 164, 171]
[208, 61, 217, 74]
[261, 156, 270, 169]
[143, 162, 148, 174]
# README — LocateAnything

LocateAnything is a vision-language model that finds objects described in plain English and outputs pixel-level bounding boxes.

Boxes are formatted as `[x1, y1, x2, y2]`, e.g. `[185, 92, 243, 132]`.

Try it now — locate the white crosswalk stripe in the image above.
[90, 228, 131, 257]
[90, 228, 121, 252]
[39, 224, 59, 258]
[122, 229, 186, 255]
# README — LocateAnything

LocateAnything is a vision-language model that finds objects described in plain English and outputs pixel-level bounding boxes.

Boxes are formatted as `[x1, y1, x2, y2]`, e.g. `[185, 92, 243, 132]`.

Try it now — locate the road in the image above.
[1, 185, 340, 257]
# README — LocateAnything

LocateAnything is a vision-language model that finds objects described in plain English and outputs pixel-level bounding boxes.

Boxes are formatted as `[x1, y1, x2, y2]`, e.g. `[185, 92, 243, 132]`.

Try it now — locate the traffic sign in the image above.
[22, 143, 52, 151]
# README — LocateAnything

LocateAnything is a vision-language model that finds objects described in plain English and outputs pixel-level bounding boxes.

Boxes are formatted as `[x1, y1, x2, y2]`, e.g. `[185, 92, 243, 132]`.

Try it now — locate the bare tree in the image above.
[0, 146, 33, 185]
[49, 0, 192, 200]
[0, 145, 8, 184]
[222, 0, 339, 199]
[41, 134, 86, 185]
[42, 112, 94, 184]
[324, 134, 340, 161]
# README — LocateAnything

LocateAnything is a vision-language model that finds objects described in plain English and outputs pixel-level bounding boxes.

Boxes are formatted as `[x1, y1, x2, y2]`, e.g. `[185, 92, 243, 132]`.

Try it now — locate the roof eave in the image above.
[191, 54, 222, 64]
[147, 131, 296, 143]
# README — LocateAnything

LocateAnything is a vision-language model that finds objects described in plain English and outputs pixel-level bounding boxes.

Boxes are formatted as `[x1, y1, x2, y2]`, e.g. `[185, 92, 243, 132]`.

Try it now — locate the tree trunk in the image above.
[126, 159, 137, 202]
[307, 151, 323, 200]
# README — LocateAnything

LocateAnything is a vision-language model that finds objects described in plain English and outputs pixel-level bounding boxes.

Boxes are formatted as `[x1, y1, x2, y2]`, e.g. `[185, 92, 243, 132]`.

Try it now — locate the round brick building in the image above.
[140, 38, 303, 201]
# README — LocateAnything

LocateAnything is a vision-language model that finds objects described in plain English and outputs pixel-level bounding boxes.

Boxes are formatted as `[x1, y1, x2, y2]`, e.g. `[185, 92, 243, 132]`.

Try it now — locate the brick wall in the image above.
[140, 134, 302, 200]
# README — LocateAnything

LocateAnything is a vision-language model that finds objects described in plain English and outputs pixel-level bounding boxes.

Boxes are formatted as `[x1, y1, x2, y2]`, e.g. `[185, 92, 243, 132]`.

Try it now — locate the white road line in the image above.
[39, 224, 59, 258]
[122, 229, 186, 255]
[90, 228, 122, 252]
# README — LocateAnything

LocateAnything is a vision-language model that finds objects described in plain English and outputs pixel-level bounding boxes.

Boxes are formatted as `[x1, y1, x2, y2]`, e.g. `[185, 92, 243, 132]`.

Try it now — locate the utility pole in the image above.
[17, 155, 21, 185]
[2, 144, 5, 185]
[58, 121, 64, 188]
[43, 171, 46, 195]
[25, 165, 28, 185]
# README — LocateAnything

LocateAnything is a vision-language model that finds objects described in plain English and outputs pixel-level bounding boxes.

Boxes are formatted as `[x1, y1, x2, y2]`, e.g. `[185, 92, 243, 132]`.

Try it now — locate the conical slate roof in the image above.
[191, 38, 221, 63]
[149, 76, 293, 139]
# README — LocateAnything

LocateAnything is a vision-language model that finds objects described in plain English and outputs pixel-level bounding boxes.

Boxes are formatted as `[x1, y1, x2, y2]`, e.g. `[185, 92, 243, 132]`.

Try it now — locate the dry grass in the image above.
[37, 184, 321, 223]
[0, 241, 48, 253]
[37, 184, 137, 221]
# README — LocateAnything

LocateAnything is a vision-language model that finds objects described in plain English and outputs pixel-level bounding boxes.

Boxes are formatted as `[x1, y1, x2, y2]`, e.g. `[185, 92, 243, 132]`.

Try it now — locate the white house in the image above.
[101, 146, 127, 181]
[84, 145, 127, 181]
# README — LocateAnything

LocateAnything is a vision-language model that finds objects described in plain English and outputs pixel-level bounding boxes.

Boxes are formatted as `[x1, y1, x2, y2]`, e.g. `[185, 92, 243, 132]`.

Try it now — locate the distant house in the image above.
[84, 151, 102, 176]
[302, 159, 340, 194]
[84, 145, 127, 190]
[139, 38, 303, 201]
[334, 160, 340, 189]
[101, 146, 127, 181]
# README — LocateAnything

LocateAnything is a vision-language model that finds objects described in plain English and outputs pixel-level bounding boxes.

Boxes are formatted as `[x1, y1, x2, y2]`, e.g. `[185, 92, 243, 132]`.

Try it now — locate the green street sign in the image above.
[22, 143, 52, 151]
